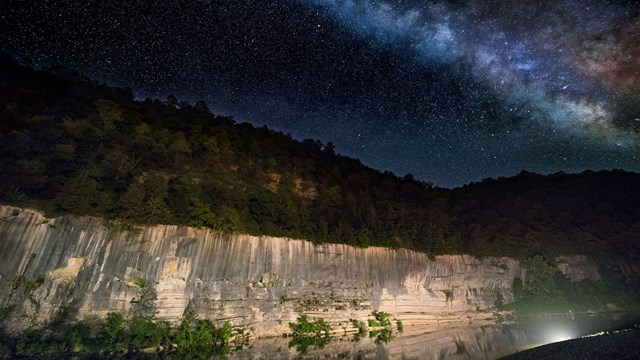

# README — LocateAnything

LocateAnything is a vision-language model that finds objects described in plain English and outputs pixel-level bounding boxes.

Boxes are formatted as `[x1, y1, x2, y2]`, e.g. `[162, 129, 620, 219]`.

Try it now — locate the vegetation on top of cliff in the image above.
[1, 52, 639, 275]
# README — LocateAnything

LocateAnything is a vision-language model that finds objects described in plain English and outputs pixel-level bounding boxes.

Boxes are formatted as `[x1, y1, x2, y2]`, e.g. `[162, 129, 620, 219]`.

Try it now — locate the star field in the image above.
[2, 0, 639, 187]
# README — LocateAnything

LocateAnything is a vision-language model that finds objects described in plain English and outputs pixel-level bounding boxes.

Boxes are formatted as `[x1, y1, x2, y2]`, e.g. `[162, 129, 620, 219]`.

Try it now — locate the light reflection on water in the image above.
[231, 315, 639, 359]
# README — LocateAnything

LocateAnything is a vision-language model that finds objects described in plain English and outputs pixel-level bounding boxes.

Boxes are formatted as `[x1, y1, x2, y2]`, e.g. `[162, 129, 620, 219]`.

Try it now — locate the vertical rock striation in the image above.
[0, 206, 598, 336]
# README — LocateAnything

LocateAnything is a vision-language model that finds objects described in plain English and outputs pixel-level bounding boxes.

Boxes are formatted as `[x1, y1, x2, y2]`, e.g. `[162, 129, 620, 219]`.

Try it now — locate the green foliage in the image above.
[133, 278, 147, 288]
[15, 328, 56, 356]
[94, 99, 124, 125]
[368, 327, 393, 343]
[175, 308, 232, 357]
[356, 229, 371, 248]
[288, 314, 332, 338]
[50, 302, 78, 327]
[288, 334, 332, 354]
[0, 310, 241, 358]
[521, 256, 560, 301]
[1, 52, 640, 304]
[66, 323, 93, 354]
[100, 312, 125, 351]
[367, 311, 395, 343]
[126, 315, 168, 350]
[512, 278, 524, 302]
[351, 311, 400, 344]
[508, 256, 565, 314]
[12, 322, 92, 357]
[4, 301, 86, 357]
[288, 315, 332, 353]
[175, 308, 197, 352]
[373, 311, 391, 327]
[119, 182, 146, 218]
[505, 256, 640, 315]
[188, 197, 217, 228]
[19, 276, 44, 292]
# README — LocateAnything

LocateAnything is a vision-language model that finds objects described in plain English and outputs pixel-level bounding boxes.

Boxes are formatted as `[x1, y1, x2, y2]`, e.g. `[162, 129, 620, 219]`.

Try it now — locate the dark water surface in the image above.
[230, 314, 640, 359]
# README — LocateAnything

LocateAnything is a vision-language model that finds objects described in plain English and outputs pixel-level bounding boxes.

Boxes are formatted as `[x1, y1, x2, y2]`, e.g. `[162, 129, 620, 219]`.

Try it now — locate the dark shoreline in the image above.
[499, 329, 640, 360]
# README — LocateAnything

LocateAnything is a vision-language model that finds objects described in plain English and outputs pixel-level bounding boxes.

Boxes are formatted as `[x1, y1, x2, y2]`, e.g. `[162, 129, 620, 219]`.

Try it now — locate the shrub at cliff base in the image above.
[0, 310, 235, 358]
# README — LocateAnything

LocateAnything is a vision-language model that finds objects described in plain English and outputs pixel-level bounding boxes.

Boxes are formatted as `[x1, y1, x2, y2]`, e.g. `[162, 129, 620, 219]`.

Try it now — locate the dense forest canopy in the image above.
[1, 53, 639, 273]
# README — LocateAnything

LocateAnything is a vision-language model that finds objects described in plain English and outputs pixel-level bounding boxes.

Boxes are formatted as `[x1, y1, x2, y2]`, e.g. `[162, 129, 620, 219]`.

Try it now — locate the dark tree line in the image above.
[1, 52, 639, 281]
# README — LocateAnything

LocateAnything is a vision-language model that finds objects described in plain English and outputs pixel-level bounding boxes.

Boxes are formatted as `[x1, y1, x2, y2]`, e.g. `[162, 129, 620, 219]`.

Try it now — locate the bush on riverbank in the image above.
[0, 309, 242, 358]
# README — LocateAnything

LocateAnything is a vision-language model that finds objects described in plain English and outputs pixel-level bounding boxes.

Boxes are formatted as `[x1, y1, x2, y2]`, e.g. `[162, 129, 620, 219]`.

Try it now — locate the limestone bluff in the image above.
[0, 205, 598, 337]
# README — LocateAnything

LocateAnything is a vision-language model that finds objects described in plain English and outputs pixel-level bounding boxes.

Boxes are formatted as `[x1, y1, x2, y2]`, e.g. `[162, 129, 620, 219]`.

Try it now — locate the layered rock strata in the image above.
[0, 206, 596, 336]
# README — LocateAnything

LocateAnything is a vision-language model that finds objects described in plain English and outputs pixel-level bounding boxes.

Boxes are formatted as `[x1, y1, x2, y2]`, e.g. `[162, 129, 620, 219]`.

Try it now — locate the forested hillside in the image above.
[1, 53, 639, 269]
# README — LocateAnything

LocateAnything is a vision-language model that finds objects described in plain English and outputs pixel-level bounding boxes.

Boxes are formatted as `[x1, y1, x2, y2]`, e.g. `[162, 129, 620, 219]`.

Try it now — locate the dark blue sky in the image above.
[3, 0, 639, 187]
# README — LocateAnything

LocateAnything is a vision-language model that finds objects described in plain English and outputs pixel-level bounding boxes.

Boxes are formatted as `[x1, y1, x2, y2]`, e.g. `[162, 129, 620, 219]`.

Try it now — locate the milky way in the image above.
[2, 0, 639, 187]
[304, 0, 640, 139]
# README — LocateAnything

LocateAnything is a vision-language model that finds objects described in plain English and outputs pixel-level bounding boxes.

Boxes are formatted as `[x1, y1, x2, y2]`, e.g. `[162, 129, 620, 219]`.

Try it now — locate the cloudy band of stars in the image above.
[2, 0, 639, 187]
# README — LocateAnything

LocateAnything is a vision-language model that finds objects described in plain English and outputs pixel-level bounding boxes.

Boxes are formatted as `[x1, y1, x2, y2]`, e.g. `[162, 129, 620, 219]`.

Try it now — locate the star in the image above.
[2, 0, 639, 187]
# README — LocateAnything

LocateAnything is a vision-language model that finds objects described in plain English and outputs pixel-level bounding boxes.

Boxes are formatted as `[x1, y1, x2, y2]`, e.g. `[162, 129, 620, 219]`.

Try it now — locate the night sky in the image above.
[2, 0, 640, 187]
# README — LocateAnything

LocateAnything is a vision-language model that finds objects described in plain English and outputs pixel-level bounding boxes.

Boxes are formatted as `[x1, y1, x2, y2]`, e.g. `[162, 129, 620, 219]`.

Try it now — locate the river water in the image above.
[230, 314, 639, 359]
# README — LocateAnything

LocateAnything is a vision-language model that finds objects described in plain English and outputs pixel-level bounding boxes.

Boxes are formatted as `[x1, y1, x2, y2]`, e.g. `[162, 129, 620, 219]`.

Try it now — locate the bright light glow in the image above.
[517, 325, 577, 351]
[544, 327, 575, 344]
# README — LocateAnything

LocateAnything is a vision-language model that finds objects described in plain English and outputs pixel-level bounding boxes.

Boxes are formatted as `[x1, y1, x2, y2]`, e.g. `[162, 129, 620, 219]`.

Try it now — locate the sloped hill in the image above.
[1, 52, 639, 272]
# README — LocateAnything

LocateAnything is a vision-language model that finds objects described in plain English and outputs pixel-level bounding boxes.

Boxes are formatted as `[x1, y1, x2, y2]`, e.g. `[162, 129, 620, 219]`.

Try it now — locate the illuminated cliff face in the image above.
[0, 205, 585, 336]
